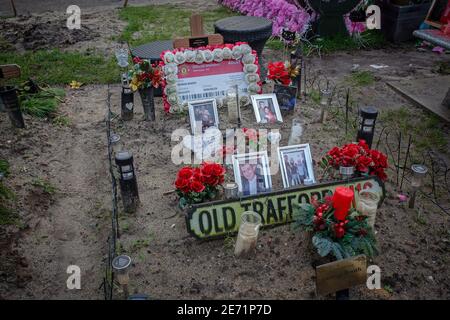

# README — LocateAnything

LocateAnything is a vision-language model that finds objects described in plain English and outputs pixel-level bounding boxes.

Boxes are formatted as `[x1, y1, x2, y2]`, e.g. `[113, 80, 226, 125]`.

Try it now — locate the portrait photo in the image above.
[188, 99, 219, 134]
[274, 84, 297, 111]
[251, 94, 283, 124]
[278, 144, 315, 188]
[232, 151, 272, 196]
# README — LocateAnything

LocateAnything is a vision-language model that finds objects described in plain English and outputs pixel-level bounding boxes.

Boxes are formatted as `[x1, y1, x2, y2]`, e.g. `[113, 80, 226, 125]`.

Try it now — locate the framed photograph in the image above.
[278, 144, 315, 188]
[274, 84, 297, 111]
[232, 151, 272, 196]
[188, 99, 219, 134]
[251, 93, 283, 124]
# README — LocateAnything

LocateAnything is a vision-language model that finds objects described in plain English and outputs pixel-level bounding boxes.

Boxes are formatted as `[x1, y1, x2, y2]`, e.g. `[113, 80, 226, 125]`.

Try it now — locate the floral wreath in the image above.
[160, 42, 262, 114]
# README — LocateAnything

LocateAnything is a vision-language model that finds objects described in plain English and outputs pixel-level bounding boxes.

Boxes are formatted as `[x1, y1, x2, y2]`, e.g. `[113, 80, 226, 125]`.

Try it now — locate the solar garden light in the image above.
[356, 106, 378, 149]
[121, 85, 134, 121]
[319, 87, 332, 123]
[109, 133, 122, 155]
[112, 254, 132, 299]
[409, 164, 428, 209]
[115, 151, 139, 213]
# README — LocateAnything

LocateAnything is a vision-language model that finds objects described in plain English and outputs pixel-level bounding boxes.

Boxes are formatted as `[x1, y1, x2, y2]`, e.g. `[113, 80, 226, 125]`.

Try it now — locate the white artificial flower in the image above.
[222, 47, 232, 60]
[168, 93, 178, 104]
[194, 50, 204, 64]
[163, 63, 178, 75]
[166, 74, 178, 84]
[242, 54, 256, 65]
[245, 72, 260, 83]
[212, 48, 223, 63]
[175, 51, 186, 65]
[239, 95, 250, 106]
[163, 52, 175, 64]
[164, 84, 177, 95]
[232, 46, 243, 59]
[248, 83, 260, 94]
[184, 50, 195, 63]
[240, 44, 252, 55]
[244, 64, 258, 73]
[203, 50, 214, 63]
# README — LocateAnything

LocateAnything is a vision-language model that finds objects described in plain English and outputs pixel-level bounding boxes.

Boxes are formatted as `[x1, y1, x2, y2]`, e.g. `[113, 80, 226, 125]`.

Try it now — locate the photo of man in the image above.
[251, 94, 283, 124]
[239, 162, 267, 196]
[257, 99, 276, 124]
[278, 144, 315, 188]
[188, 99, 219, 134]
[194, 104, 215, 131]
[233, 152, 272, 196]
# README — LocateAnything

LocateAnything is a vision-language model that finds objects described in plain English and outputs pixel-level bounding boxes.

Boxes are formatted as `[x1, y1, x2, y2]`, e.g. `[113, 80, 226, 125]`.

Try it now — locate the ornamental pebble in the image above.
[222, 47, 232, 60]
[175, 51, 186, 64]
[194, 51, 204, 64]
[163, 52, 175, 64]
[203, 50, 214, 63]
[185, 50, 195, 63]
[244, 64, 258, 73]
[212, 48, 223, 63]
[232, 46, 243, 59]
[240, 44, 252, 55]
[242, 54, 256, 65]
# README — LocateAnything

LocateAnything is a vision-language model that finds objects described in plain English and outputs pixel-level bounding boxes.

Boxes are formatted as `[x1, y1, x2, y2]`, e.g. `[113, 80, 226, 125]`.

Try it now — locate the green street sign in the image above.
[186, 176, 385, 240]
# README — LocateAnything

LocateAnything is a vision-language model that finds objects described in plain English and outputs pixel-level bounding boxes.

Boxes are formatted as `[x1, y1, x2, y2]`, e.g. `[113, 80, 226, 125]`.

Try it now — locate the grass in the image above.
[52, 115, 71, 127]
[31, 178, 56, 194]
[0, 205, 20, 226]
[0, 159, 10, 177]
[345, 70, 375, 86]
[0, 50, 120, 85]
[20, 88, 66, 118]
[118, 5, 238, 47]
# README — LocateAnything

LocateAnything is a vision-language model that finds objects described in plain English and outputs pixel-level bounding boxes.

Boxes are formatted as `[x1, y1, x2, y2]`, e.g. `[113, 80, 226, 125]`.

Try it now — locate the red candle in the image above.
[332, 187, 354, 221]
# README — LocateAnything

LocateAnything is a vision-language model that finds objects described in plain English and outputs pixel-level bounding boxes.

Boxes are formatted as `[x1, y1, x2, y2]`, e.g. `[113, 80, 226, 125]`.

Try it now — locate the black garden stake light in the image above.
[409, 164, 428, 209]
[356, 106, 378, 149]
[121, 85, 134, 121]
[115, 151, 139, 213]
[112, 254, 132, 299]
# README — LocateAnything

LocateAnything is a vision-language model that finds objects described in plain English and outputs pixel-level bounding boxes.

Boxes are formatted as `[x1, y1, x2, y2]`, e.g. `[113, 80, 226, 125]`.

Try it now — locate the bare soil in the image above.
[1, 2, 449, 300]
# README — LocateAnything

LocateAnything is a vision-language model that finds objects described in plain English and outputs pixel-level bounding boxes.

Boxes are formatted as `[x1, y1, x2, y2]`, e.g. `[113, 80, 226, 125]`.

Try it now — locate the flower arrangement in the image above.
[128, 57, 163, 91]
[267, 61, 300, 86]
[174, 162, 226, 208]
[160, 43, 261, 114]
[321, 140, 388, 181]
[292, 187, 378, 260]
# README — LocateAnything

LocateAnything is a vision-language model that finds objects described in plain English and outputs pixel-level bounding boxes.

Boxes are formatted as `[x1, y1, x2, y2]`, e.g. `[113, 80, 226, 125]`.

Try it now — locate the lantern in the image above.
[234, 211, 262, 257]
[112, 254, 132, 298]
[223, 182, 239, 200]
[408, 164, 428, 209]
[121, 85, 134, 121]
[115, 151, 139, 213]
[356, 106, 378, 149]
[109, 133, 122, 155]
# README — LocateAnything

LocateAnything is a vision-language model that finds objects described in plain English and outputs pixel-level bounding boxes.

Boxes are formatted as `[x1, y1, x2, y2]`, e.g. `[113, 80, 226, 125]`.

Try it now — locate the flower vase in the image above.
[339, 166, 355, 180]
[138, 86, 155, 121]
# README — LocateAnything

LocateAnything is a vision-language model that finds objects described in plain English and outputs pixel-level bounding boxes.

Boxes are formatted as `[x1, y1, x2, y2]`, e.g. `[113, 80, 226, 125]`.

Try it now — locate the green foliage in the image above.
[119, 5, 238, 47]
[0, 205, 20, 226]
[20, 88, 65, 118]
[291, 203, 314, 231]
[346, 70, 375, 86]
[52, 115, 71, 127]
[31, 178, 56, 194]
[0, 159, 10, 177]
[0, 50, 120, 85]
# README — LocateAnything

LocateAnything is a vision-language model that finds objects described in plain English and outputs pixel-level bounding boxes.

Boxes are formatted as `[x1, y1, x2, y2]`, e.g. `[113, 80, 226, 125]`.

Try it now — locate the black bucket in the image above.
[0, 86, 25, 128]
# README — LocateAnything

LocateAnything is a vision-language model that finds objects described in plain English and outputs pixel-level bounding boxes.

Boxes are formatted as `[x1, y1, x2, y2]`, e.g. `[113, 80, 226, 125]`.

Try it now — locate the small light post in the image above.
[121, 85, 134, 121]
[115, 151, 139, 213]
[356, 106, 378, 149]
[109, 133, 122, 155]
[320, 87, 332, 123]
[409, 164, 428, 209]
[112, 255, 132, 299]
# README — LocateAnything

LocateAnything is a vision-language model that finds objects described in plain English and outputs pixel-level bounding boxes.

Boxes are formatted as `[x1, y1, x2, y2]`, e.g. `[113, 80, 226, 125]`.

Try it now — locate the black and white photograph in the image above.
[188, 99, 219, 134]
[251, 93, 283, 124]
[232, 151, 272, 196]
[278, 144, 315, 188]
[274, 84, 297, 111]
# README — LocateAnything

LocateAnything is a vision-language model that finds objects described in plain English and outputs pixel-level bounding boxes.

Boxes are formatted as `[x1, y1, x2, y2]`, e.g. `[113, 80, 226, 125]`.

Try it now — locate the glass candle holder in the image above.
[288, 118, 303, 145]
[224, 182, 239, 200]
[234, 211, 262, 258]
[109, 133, 123, 155]
[410, 164, 428, 188]
[357, 189, 380, 230]
[339, 165, 355, 180]
[320, 88, 332, 123]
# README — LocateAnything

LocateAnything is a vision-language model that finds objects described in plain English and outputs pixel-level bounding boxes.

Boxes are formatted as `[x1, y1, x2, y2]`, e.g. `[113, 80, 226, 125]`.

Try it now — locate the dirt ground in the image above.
[1, 2, 449, 300]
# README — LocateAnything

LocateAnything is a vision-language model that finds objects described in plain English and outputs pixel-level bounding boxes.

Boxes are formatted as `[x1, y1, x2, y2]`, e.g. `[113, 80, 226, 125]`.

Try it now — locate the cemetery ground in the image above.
[1, 2, 449, 299]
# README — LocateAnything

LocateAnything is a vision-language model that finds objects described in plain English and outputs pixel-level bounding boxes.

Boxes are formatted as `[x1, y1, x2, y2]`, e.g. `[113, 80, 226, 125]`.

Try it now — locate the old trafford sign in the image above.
[186, 176, 385, 240]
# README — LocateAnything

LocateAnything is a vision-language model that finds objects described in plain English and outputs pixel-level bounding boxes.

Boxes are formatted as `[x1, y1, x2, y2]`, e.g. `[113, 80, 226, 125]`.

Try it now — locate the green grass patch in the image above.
[20, 88, 65, 118]
[31, 178, 56, 194]
[346, 70, 375, 86]
[0, 205, 20, 226]
[0, 50, 120, 85]
[0, 159, 10, 177]
[118, 5, 238, 46]
[52, 114, 71, 126]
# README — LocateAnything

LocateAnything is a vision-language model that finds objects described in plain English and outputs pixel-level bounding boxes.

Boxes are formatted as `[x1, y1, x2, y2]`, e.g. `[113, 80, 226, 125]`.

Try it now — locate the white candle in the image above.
[357, 190, 379, 231]
[234, 212, 261, 257]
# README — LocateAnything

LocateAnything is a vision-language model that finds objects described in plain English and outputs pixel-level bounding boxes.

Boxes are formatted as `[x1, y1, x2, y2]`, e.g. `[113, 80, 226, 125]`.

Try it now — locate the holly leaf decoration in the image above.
[312, 234, 333, 257]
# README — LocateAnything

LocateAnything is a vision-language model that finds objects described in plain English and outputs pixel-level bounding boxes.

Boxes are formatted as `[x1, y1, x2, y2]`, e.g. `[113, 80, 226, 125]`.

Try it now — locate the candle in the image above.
[332, 187, 354, 221]
[234, 211, 261, 257]
[357, 189, 380, 230]
[224, 182, 239, 199]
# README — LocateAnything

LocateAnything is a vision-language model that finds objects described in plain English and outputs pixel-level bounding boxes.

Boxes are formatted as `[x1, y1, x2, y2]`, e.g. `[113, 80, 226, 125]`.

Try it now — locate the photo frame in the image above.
[160, 43, 262, 114]
[273, 84, 297, 111]
[425, 0, 448, 29]
[251, 93, 283, 124]
[188, 98, 219, 134]
[278, 144, 315, 188]
[232, 151, 272, 196]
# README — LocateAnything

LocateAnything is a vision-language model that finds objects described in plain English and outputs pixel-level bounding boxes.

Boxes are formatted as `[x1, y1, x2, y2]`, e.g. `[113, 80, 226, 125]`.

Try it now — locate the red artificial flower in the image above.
[175, 178, 190, 193]
[358, 139, 369, 152]
[189, 180, 205, 193]
[370, 149, 388, 169]
[133, 57, 142, 64]
[268, 61, 292, 86]
[356, 155, 373, 173]
[177, 167, 194, 180]
[371, 168, 387, 181]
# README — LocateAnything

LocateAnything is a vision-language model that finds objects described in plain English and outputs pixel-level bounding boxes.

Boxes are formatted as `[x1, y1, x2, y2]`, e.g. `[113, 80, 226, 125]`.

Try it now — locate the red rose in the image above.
[342, 144, 360, 158]
[175, 178, 190, 193]
[189, 180, 205, 193]
[358, 139, 369, 152]
[177, 167, 193, 180]
[356, 155, 373, 173]
[370, 150, 388, 169]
